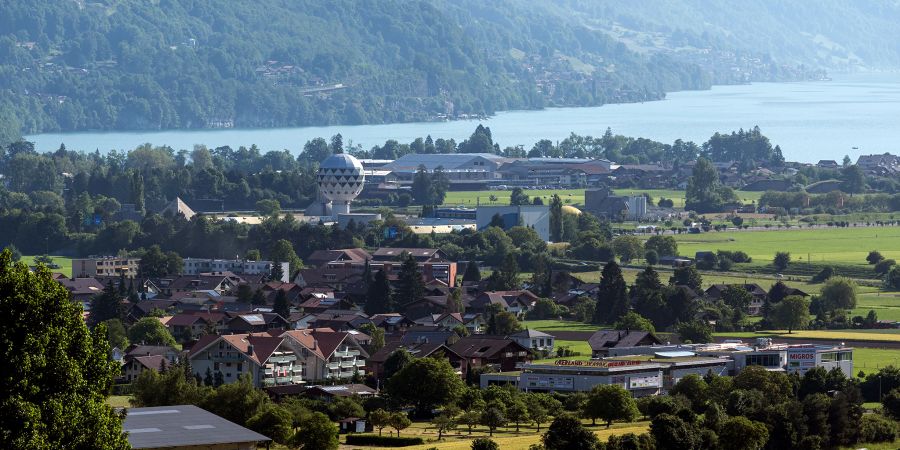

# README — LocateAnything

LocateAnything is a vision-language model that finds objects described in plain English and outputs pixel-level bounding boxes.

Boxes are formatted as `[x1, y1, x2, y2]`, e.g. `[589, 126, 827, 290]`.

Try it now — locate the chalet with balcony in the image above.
[188, 333, 303, 388]
[280, 329, 369, 382]
[450, 336, 532, 374]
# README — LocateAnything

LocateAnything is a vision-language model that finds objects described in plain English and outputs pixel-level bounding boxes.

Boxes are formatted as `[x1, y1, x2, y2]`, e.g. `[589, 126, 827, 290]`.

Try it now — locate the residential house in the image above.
[450, 336, 532, 374]
[857, 153, 900, 175]
[588, 330, 662, 358]
[55, 277, 105, 303]
[370, 313, 416, 333]
[309, 310, 373, 332]
[367, 340, 465, 380]
[817, 160, 839, 169]
[509, 329, 555, 354]
[307, 248, 372, 268]
[281, 329, 369, 381]
[705, 284, 768, 316]
[123, 354, 172, 383]
[156, 273, 243, 298]
[370, 247, 457, 287]
[166, 312, 227, 341]
[297, 295, 357, 314]
[226, 313, 289, 334]
[293, 267, 363, 291]
[470, 290, 540, 316]
[188, 333, 303, 388]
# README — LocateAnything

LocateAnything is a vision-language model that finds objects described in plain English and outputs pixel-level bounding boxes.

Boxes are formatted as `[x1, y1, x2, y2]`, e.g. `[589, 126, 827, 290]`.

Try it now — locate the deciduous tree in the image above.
[0, 250, 130, 448]
[772, 295, 811, 333]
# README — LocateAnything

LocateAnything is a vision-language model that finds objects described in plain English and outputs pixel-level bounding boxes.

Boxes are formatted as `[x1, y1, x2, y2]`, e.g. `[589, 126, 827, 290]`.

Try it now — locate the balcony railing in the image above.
[335, 349, 360, 358]
[269, 355, 297, 363]
[340, 361, 356, 368]
[326, 362, 341, 370]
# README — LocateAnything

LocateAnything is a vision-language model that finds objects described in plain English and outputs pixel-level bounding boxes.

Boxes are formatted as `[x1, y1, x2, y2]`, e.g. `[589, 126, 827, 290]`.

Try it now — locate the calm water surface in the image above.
[26, 73, 900, 163]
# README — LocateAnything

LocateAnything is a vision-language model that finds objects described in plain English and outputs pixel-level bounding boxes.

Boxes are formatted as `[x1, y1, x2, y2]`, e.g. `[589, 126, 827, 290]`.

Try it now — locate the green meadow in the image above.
[21, 255, 73, 276]
[441, 188, 765, 209]
[671, 227, 900, 267]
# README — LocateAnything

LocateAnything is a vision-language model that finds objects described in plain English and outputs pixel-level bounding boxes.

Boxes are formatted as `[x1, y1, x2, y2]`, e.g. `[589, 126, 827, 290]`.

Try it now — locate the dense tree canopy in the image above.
[0, 249, 129, 448]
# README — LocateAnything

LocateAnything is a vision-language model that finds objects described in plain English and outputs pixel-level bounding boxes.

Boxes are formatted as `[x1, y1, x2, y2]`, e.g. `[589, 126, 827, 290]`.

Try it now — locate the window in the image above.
[237, 363, 242, 372]
[214, 362, 220, 370]
[820, 352, 852, 362]
[745, 353, 780, 367]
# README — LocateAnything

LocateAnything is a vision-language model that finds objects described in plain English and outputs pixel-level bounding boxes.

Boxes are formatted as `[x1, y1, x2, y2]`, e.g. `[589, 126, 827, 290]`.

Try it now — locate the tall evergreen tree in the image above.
[463, 261, 482, 284]
[365, 269, 394, 315]
[90, 281, 124, 325]
[0, 249, 130, 448]
[593, 261, 628, 324]
[393, 254, 425, 307]
[632, 266, 667, 328]
[273, 289, 290, 319]
[487, 253, 520, 291]
[411, 165, 432, 205]
[549, 194, 563, 242]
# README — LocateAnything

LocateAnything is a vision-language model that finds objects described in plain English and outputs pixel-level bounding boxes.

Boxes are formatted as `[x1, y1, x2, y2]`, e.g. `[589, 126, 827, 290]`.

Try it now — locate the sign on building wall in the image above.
[787, 349, 816, 373]
[554, 359, 642, 368]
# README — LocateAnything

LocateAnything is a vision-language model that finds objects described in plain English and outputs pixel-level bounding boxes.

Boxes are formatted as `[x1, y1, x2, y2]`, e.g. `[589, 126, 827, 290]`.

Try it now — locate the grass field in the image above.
[671, 227, 900, 267]
[521, 319, 598, 332]
[713, 330, 900, 343]
[338, 420, 649, 450]
[855, 291, 900, 321]
[106, 395, 131, 408]
[440, 188, 764, 209]
[21, 255, 73, 276]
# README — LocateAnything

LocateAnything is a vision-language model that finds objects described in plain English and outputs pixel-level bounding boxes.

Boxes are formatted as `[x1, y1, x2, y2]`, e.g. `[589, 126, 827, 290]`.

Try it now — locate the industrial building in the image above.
[475, 205, 551, 241]
[481, 339, 853, 394]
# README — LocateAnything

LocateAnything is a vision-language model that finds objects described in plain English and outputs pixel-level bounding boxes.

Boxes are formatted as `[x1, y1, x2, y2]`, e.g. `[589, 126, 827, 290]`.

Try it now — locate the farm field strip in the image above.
[671, 227, 900, 265]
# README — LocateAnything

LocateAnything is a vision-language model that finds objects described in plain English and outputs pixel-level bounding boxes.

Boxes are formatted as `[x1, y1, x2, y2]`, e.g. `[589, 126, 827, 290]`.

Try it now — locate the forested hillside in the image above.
[0, 0, 709, 135]
[1, 1, 897, 137]
[557, 0, 900, 72]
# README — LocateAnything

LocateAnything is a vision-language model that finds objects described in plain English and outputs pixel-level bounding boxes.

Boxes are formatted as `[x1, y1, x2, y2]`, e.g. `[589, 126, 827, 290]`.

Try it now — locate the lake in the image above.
[26, 73, 900, 163]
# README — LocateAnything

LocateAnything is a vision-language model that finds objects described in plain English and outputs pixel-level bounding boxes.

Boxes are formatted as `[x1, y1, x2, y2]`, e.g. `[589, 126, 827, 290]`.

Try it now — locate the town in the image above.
[4, 132, 900, 450]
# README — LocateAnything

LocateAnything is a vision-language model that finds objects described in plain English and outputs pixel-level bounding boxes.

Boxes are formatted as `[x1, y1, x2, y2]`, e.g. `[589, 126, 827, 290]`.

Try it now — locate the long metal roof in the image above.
[124, 405, 270, 448]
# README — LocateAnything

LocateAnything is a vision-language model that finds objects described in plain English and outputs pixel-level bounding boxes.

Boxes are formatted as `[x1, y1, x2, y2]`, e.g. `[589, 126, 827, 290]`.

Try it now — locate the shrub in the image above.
[811, 266, 835, 283]
[345, 435, 425, 446]
[858, 414, 897, 443]
[875, 259, 896, 275]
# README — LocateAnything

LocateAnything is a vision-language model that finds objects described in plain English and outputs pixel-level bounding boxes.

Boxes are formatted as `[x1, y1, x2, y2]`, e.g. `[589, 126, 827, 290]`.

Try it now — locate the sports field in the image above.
[671, 227, 900, 267]
[21, 255, 73, 275]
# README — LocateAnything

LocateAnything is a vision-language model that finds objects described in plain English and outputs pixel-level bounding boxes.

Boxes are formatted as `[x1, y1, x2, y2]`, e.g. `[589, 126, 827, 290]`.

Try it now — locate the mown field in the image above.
[21, 255, 73, 276]
[440, 188, 762, 209]
[671, 226, 900, 267]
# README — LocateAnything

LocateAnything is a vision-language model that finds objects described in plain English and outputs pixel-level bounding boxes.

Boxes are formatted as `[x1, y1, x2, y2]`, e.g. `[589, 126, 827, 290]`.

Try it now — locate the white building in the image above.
[72, 256, 141, 278]
[476, 205, 551, 241]
[182, 258, 290, 282]
[509, 329, 555, 353]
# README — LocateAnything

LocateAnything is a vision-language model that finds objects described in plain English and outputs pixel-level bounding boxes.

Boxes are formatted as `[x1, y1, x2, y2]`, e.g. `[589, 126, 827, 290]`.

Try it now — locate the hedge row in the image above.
[345, 434, 425, 446]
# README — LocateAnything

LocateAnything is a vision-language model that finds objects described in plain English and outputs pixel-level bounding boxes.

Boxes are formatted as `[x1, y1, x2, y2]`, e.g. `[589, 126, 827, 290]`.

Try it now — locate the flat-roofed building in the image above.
[483, 340, 853, 394]
[182, 258, 290, 282]
[123, 404, 270, 449]
[72, 256, 141, 278]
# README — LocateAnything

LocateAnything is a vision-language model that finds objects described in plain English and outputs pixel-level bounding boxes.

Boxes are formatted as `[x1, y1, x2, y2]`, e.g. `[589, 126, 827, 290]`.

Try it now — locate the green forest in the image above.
[0, 0, 734, 135]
